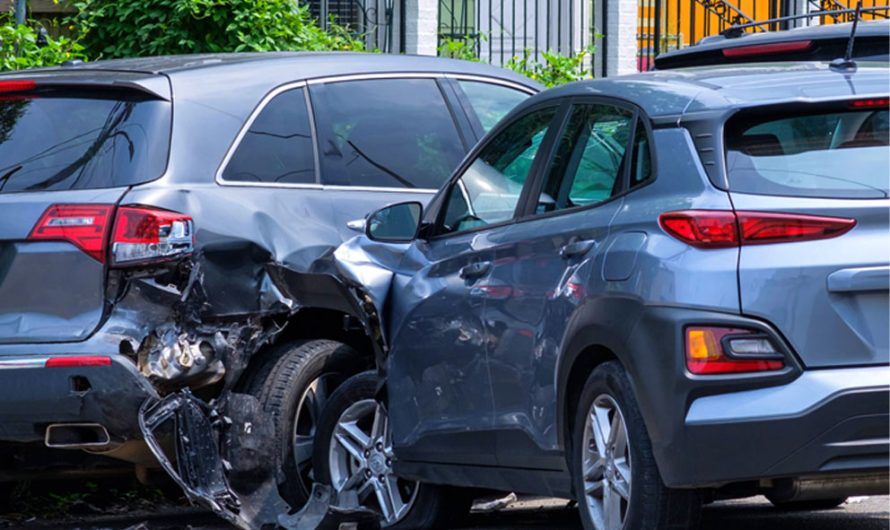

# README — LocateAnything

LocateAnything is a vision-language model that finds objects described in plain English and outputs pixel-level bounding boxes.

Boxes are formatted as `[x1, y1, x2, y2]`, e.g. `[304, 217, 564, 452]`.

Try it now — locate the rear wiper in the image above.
[0, 165, 23, 193]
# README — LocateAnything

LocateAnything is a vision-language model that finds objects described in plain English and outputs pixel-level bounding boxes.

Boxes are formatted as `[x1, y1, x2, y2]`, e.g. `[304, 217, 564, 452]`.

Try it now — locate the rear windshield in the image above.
[0, 90, 171, 194]
[725, 106, 889, 199]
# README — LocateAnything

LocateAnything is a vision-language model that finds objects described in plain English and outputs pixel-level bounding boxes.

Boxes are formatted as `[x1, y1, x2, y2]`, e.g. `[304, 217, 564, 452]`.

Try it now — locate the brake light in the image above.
[659, 210, 856, 249]
[850, 98, 890, 109]
[29, 204, 114, 263]
[686, 327, 784, 375]
[722, 40, 812, 58]
[45, 355, 111, 368]
[111, 206, 194, 266]
[29, 204, 194, 266]
[0, 80, 36, 93]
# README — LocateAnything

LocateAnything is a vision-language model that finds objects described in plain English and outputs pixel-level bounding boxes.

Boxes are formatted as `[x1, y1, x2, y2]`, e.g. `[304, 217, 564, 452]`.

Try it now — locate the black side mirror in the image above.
[366, 201, 423, 243]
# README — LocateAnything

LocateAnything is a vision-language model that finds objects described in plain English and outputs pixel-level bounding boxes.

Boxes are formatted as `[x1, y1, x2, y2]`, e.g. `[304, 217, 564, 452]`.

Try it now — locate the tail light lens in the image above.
[29, 204, 193, 266]
[29, 204, 114, 263]
[111, 206, 194, 266]
[660, 210, 856, 249]
[722, 40, 812, 58]
[45, 355, 112, 368]
[686, 327, 784, 375]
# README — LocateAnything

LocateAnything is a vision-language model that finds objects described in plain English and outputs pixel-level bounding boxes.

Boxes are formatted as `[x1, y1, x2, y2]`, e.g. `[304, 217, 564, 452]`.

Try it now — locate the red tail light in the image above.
[0, 80, 36, 93]
[29, 204, 114, 263]
[29, 204, 194, 266]
[659, 210, 856, 249]
[686, 327, 784, 375]
[850, 97, 890, 109]
[45, 355, 111, 368]
[111, 206, 194, 266]
[722, 40, 812, 58]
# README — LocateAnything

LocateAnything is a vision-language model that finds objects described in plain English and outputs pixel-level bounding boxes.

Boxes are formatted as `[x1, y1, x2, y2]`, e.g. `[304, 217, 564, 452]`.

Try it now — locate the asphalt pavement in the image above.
[4, 495, 887, 530]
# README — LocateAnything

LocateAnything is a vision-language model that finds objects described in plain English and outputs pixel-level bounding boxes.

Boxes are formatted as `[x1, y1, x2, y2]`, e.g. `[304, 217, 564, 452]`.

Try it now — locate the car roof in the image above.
[517, 61, 889, 118]
[655, 20, 889, 68]
[0, 52, 539, 91]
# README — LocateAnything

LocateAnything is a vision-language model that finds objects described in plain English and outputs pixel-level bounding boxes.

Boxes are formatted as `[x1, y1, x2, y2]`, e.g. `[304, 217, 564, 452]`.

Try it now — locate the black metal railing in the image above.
[309, 0, 400, 52]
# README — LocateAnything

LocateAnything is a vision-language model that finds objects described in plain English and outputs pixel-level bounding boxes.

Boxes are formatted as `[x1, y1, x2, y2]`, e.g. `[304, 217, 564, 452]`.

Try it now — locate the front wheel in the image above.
[572, 361, 701, 530]
[313, 371, 471, 529]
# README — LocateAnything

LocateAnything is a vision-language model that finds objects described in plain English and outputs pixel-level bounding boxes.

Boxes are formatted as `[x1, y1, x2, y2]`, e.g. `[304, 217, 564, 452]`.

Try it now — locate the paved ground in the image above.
[3, 495, 887, 529]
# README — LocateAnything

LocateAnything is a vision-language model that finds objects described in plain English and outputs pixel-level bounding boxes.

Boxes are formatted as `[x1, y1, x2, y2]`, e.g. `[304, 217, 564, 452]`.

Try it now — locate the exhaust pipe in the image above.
[44, 423, 111, 449]
[767, 472, 890, 502]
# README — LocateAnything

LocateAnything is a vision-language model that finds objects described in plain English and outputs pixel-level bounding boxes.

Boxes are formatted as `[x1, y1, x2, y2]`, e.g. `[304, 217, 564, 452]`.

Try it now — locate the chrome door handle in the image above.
[560, 239, 595, 259]
[459, 261, 491, 280]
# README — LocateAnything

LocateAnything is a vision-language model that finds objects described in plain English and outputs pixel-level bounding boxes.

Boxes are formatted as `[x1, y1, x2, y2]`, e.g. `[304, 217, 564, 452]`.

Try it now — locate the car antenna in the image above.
[830, 0, 863, 72]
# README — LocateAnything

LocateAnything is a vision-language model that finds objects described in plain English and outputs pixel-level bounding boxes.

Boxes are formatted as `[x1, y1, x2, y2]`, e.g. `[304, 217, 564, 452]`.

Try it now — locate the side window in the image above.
[222, 87, 315, 184]
[630, 119, 652, 187]
[312, 78, 465, 189]
[536, 104, 633, 214]
[458, 80, 531, 133]
[439, 107, 558, 236]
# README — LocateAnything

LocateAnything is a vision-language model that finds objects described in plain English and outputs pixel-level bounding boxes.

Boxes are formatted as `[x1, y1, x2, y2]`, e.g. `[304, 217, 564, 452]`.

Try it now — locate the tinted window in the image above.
[725, 108, 889, 199]
[440, 107, 557, 235]
[222, 87, 315, 185]
[458, 80, 531, 133]
[630, 120, 652, 187]
[313, 79, 465, 189]
[0, 91, 170, 194]
[536, 104, 632, 214]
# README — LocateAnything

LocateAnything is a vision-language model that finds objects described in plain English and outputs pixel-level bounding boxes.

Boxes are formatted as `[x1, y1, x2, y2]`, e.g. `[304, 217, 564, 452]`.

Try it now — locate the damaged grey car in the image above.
[0, 53, 538, 528]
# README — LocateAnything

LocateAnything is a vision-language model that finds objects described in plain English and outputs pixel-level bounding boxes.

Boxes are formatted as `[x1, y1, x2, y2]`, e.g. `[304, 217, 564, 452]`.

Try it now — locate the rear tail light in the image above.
[0, 80, 36, 93]
[850, 98, 889, 109]
[45, 355, 111, 368]
[685, 327, 784, 375]
[659, 210, 856, 249]
[29, 205, 114, 263]
[29, 204, 193, 266]
[722, 40, 812, 58]
[111, 206, 194, 266]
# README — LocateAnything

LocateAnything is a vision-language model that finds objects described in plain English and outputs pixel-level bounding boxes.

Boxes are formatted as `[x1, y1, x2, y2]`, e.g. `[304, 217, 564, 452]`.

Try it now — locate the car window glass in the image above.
[458, 80, 531, 133]
[313, 78, 465, 189]
[222, 87, 315, 185]
[630, 120, 652, 187]
[536, 104, 632, 214]
[440, 107, 557, 235]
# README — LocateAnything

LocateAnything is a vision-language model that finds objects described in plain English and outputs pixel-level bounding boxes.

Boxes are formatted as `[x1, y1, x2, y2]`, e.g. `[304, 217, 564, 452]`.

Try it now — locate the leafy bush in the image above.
[0, 16, 85, 71]
[437, 35, 482, 62]
[507, 47, 594, 87]
[69, 0, 364, 59]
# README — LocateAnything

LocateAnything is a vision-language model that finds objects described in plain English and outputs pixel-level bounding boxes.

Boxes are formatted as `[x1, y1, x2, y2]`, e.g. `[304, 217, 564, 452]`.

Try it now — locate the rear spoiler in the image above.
[0, 71, 171, 101]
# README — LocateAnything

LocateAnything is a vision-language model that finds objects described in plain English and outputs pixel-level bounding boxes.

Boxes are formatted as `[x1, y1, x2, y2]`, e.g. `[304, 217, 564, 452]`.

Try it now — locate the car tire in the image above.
[313, 371, 472, 529]
[572, 361, 701, 530]
[246, 339, 367, 508]
[766, 496, 847, 511]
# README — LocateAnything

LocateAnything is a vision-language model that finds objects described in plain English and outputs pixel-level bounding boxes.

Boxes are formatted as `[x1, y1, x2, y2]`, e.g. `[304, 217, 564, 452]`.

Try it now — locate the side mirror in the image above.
[366, 201, 423, 242]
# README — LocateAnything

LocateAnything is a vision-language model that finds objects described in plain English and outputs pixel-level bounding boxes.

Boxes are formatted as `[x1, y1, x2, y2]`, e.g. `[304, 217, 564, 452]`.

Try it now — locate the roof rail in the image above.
[720, 6, 889, 38]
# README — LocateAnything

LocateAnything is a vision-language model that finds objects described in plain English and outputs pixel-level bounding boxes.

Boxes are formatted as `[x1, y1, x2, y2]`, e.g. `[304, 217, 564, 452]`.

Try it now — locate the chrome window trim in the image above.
[216, 72, 536, 190]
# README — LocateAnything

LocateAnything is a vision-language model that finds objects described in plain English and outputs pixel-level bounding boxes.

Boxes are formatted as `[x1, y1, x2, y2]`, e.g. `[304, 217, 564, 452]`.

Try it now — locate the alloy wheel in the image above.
[581, 393, 632, 530]
[328, 399, 419, 526]
[292, 375, 331, 497]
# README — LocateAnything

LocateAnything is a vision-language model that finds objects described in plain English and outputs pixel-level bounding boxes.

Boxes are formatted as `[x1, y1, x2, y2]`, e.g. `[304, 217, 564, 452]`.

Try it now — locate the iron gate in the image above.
[307, 0, 402, 52]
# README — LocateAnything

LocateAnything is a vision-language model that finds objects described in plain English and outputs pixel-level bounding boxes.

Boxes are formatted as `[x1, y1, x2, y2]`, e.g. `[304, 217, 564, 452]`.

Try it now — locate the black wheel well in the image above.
[563, 345, 620, 455]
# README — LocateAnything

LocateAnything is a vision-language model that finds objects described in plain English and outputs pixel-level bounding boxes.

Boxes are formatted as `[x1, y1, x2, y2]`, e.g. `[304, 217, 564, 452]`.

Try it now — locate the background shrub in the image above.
[69, 0, 364, 59]
[0, 15, 84, 70]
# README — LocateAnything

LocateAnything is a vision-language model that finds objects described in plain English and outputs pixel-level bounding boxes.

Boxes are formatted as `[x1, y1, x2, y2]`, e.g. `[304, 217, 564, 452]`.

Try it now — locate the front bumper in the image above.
[0, 354, 157, 443]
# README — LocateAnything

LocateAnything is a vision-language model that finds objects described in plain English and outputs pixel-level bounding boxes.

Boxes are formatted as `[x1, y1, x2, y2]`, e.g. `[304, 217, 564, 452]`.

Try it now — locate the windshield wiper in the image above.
[0, 165, 23, 193]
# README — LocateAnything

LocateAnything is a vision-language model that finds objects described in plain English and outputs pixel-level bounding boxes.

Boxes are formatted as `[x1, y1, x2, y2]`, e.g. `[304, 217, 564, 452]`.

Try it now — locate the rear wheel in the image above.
[246, 339, 366, 508]
[314, 371, 471, 529]
[572, 361, 701, 530]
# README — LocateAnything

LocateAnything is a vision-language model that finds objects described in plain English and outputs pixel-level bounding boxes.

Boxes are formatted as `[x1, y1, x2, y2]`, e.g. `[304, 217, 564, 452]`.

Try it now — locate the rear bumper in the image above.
[677, 366, 889, 486]
[0, 354, 157, 444]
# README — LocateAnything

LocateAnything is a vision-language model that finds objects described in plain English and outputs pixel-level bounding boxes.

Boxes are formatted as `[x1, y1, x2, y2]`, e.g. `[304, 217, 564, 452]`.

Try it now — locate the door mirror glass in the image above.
[366, 201, 423, 242]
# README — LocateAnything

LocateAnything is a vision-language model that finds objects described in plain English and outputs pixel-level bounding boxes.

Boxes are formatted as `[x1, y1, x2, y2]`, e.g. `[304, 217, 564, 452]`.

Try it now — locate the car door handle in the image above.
[560, 239, 596, 259]
[460, 261, 491, 280]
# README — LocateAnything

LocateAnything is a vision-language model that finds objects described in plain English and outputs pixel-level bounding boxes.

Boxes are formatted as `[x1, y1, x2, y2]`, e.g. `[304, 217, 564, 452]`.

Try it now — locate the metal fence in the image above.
[438, 0, 598, 67]
[309, 0, 403, 52]
[636, 0, 889, 71]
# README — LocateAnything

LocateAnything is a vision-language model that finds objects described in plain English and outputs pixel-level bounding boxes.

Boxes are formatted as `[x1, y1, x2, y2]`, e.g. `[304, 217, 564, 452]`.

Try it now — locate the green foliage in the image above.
[437, 34, 483, 62]
[69, 0, 365, 59]
[0, 16, 85, 71]
[507, 47, 595, 87]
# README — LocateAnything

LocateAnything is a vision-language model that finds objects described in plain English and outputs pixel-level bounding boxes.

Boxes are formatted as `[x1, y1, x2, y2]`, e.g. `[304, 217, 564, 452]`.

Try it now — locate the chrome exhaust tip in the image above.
[44, 423, 111, 449]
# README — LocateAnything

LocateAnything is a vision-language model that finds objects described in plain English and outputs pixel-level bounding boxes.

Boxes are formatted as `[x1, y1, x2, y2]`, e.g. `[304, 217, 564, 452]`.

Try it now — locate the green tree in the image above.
[0, 15, 85, 71]
[69, 0, 364, 59]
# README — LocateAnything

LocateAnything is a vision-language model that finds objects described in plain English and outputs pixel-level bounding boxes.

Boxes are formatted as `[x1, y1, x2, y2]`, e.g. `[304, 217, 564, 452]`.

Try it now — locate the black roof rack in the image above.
[720, 6, 889, 38]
